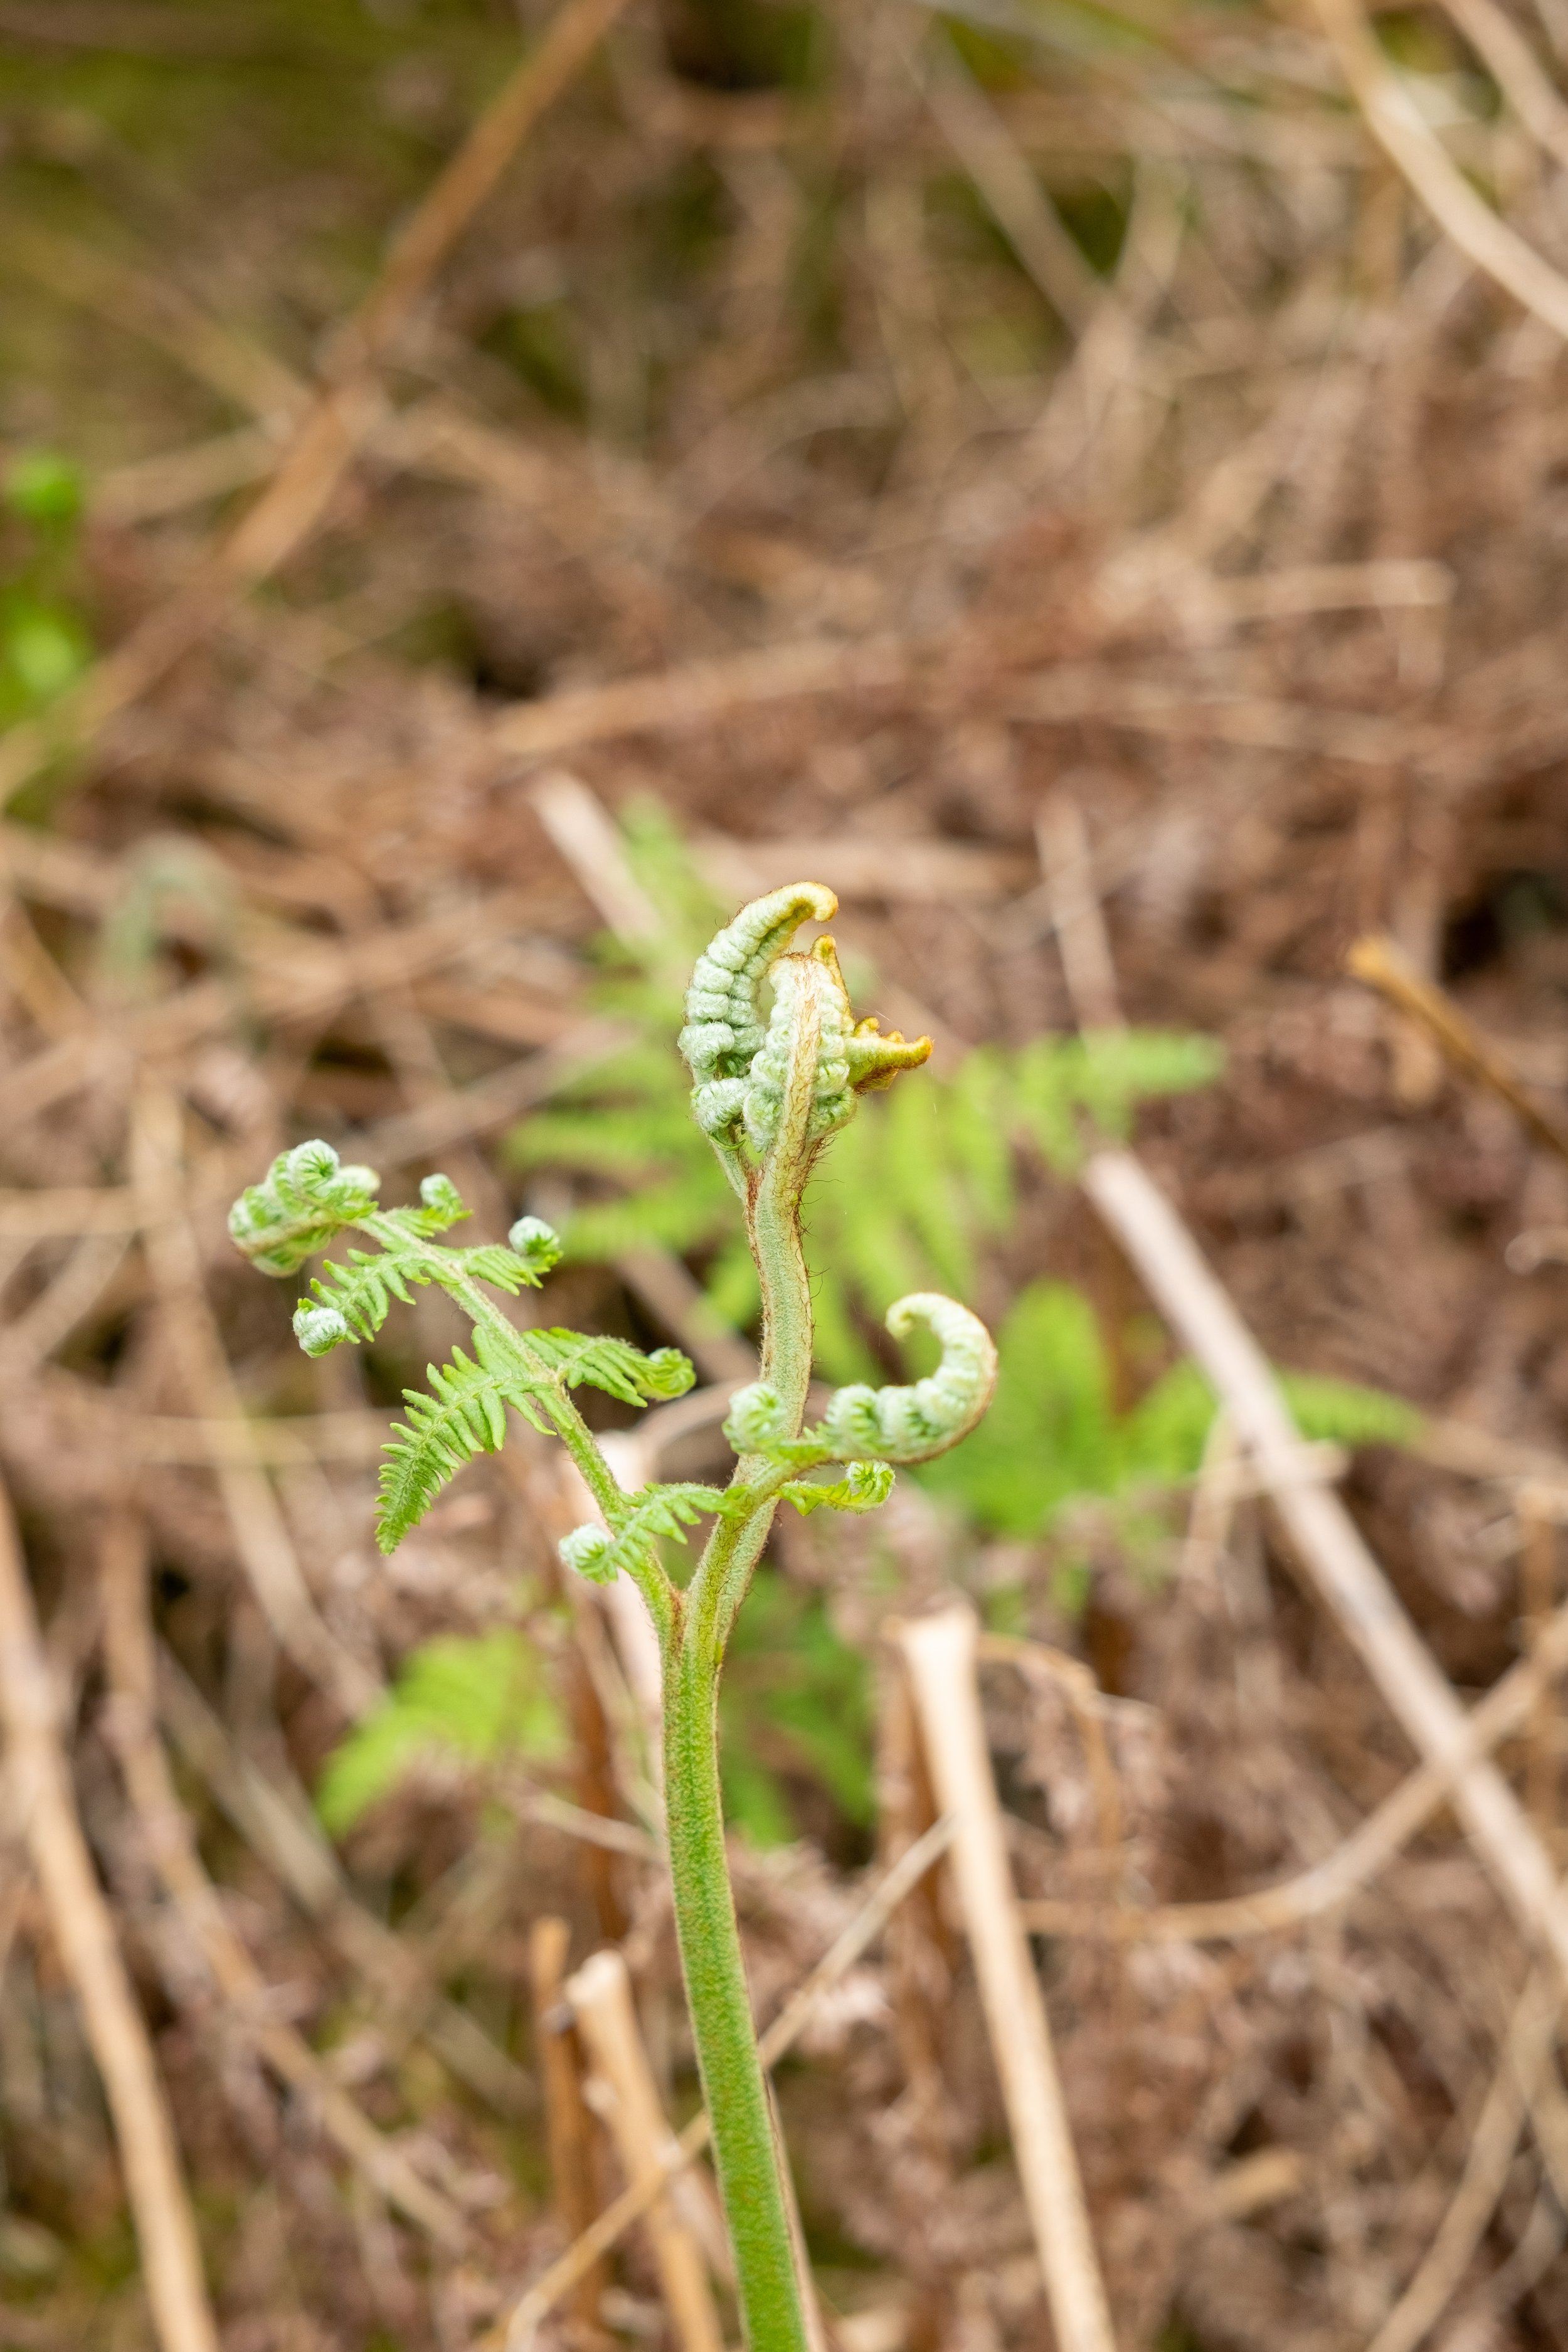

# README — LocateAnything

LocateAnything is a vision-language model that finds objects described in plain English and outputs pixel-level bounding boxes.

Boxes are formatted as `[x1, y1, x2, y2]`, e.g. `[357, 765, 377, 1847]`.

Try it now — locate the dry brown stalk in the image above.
[1437, 0, 1568, 171]
[1036, 791, 1125, 1032]
[490, 635, 909, 761]
[131, 1089, 380, 1720]
[491, 1816, 956, 2351]
[1084, 1147, 1568, 1983]
[696, 830, 1032, 903]
[1313, 0, 1568, 340]
[531, 770, 665, 941]
[1348, 930, 1568, 1165]
[98, 1520, 469, 2247]
[566, 1948, 728, 2352]
[1518, 1490, 1560, 1840]
[1365, 1971, 1556, 2352]
[155, 1647, 534, 2123]
[0, 0, 634, 815]
[529, 1917, 607, 2328]
[918, 31, 1103, 336]
[1020, 1582, 1568, 1937]
[897, 1602, 1118, 2352]
[0, 1481, 220, 2352]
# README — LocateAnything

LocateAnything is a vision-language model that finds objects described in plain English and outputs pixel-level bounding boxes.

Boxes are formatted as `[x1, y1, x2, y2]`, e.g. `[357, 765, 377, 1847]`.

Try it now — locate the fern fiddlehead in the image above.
[229, 887, 994, 2352]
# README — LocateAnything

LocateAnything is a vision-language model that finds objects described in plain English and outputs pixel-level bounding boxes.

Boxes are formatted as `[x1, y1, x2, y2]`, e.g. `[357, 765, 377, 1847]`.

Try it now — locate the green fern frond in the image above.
[298, 1245, 420, 1348]
[229, 1140, 383, 1276]
[316, 1629, 563, 1835]
[377, 1332, 549, 1552]
[559, 1481, 731, 1586]
[523, 1328, 696, 1407]
[1278, 1370, 1426, 1449]
[780, 1461, 895, 1516]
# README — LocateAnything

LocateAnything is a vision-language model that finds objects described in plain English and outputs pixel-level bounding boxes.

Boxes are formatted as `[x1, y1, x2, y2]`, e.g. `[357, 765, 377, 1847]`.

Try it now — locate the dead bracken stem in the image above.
[0, 1483, 220, 2352]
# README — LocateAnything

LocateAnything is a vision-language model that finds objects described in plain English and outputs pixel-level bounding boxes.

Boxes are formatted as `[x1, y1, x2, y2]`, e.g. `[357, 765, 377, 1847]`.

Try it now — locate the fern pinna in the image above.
[230, 880, 997, 2352]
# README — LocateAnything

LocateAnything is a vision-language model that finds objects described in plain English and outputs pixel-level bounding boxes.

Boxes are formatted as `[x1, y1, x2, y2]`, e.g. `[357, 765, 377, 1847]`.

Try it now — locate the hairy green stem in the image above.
[655, 966, 832, 2350]
[664, 1515, 810, 2352]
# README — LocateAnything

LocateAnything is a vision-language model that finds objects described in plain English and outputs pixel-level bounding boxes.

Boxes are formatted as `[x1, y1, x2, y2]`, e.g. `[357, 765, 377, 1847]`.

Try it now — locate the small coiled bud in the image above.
[723, 1381, 792, 1453]
[419, 1172, 467, 1226]
[294, 1302, 351, 1358]
[559, 1523, 616, 1584]
[507, 1214, 564, 1274]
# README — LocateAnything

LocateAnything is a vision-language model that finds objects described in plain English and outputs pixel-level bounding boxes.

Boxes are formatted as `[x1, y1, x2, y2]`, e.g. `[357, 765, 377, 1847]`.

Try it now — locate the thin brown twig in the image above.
[0, 1481, 220, 2352]
[1313, 0, 1568, 341]
[1085, 1147, 1568, 1984]
[1019, 1582, 1568, 1938]
[1348, 931, 1568, 1165]
[0, 0, 635, 814]
[98, 1518, 469, 2247]
[1365, 1971, 1556, 2352]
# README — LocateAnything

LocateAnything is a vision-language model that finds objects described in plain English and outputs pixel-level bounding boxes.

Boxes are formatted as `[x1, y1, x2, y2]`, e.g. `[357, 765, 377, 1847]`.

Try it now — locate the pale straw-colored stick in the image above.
[529, 1918, 607, 2329]
[99, 1520, 467, 2247]
[1365, 1970, 1556, 2352]
[0, 1482, 220, 2352]
[566, 1949, 726, 2352]
[898, 1602, 1118, 2352]
[1037, 792, 1126, 1032]
[1084, 1146, 1568, 1983]
[1313, 0, 1568, 343]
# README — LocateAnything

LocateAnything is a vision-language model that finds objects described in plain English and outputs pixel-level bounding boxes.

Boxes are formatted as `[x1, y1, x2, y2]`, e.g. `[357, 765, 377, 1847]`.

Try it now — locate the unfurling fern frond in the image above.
[377, 1330, 547, 1552]
[559, 1482, 731, 1586]
[289, 1212, 563, 1359]
[815, 1295, 999, 1466]
[297, 1245, 421, 1349]
[524, 1328, 695, 1408]
[229, 1140, 382, 1276]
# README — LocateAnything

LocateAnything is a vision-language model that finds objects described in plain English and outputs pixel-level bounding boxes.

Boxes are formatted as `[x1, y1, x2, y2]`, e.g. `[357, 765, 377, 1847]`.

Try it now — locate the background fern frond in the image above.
[504, 804, 1225, 1384]
[921, 1278, 1423, 1542]
[315, 1630, 563, 1835]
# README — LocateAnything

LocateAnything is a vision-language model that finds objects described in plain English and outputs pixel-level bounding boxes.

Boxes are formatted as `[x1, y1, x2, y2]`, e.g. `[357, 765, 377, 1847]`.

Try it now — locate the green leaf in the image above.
[781, 1460, 895, 1515]
[4, 450, 83, 527]
[558, 1481, 730, 1585]
[522, 1328, 695, 1408]
[315, 1631, 563, 1835]
[377, 1332, 548, 1553]
[1278, 1370, 1425, 1449]
[4, 607, 88, 704]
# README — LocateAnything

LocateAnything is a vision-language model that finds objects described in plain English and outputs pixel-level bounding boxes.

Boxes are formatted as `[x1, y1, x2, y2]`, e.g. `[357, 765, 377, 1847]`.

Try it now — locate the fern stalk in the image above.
[229, 886, 997, 2352]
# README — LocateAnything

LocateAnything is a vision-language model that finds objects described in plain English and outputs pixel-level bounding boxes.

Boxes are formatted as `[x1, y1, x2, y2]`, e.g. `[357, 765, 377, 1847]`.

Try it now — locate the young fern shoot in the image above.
[229, 884, 996, 2352]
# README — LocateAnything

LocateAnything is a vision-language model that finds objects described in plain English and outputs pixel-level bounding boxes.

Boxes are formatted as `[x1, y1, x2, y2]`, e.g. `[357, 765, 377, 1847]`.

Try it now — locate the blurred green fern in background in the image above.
[316, 1629, 564, 1836]
[1, 451, 91, 730]
[920, 1279, 1426, 1539]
